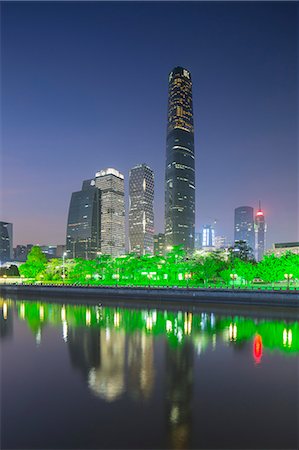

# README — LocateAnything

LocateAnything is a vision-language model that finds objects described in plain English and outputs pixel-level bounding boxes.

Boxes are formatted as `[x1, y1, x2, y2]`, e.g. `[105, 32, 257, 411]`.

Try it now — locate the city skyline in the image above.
[2, 2, 298, 247]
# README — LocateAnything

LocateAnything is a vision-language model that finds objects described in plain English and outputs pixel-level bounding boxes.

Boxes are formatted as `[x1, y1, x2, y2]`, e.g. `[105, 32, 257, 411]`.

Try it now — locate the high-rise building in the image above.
[165, 67, 195, 253]
[214, 235, 228, 249]
[202, 225, 215, 248]
[0, 222, 13, 262]
[154, 233, 166, 256]
[66, 179, 100, 259]
[255, 202, 266, 261]
[129, 164, 154, 255]
[234, 206, 255, 251]
[95, 168, 125, 257]
[194, 231, 202, 250]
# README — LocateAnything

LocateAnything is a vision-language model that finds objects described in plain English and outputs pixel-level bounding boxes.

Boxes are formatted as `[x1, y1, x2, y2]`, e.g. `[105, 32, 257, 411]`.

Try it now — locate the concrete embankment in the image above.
[1, 283, 298, 307]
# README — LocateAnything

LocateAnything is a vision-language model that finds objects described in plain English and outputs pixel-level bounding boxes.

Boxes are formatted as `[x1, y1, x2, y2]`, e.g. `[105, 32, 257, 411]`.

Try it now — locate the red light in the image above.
[256, 211, 264, 216]
[253, 334, 263, 364]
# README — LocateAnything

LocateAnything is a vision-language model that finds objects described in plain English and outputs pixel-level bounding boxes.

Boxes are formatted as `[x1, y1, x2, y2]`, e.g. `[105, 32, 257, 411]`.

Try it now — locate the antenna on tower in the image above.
[258, 200, 261, 211]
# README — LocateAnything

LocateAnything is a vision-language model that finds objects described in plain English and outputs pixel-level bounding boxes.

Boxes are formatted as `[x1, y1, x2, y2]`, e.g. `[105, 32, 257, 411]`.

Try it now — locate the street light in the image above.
[284, 273, 293, 290]
[230, 273, 237, 289]
[185, 272, 192, 288]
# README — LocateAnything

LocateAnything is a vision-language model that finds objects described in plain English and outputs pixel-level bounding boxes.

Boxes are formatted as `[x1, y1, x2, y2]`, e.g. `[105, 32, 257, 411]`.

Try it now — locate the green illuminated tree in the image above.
[19, 246, 47, 278]
[256, 254, 284, 286]
[234, 259, 257, 285]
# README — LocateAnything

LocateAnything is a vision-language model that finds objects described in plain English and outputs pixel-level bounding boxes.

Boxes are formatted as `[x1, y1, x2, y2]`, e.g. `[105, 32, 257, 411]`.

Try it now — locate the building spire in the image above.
[258, 200, 261, 211]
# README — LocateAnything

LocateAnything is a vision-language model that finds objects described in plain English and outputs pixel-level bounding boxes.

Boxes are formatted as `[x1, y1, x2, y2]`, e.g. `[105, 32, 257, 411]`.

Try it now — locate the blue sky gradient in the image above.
[1, 1, 298, 247]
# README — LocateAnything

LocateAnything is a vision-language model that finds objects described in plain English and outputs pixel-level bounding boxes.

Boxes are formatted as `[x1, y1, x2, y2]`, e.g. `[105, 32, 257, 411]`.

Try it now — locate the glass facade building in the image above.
[234, 206, 255, 251]
[129, 164, 154, 255]
[254, 202, 266, 261]
[165, 67, 195, 252]
[95, 168, 125, 257]
[202, 225, 215, 248]
[0, 221, 13, 262]
[154, 233, 166, 256]
[66, 180, 100, 259]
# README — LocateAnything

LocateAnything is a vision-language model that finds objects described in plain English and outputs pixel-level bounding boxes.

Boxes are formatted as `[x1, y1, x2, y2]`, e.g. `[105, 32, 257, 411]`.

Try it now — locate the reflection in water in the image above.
[1, 298, 299, 449]
[127, 332, 155, 400]
[165, 340, 194, 450]
[253, 334, 263, 364]
[88, 329, 125, 401]
[1, 299, 298, 405]
[0, 300, 13, 339]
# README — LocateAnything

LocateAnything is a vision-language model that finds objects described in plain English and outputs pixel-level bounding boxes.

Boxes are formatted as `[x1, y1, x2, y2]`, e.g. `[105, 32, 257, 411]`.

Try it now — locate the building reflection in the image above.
[0, 301, 13, 340]
[68, 326, 101, 384]
[127, 331, 155, 401]
[165, 339, 194, 449]
[88, 329, 126, 401]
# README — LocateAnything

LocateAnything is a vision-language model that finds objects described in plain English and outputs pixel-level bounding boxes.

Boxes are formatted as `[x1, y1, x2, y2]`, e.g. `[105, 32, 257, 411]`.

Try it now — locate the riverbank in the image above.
[1, 283, 298, 306]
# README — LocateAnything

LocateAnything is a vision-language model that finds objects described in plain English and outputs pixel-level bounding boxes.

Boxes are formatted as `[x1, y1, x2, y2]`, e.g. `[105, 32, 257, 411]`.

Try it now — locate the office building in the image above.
[0, 222, 13, 262]
[129, 164, 154, 255]
[202, 225, 215, 248]
[214, 235, 228, 249]
[194, 232, 202, 250]
[272, 242, 299, 257]
[165, 67, 195, 252]
[95, 168, 125, 257]
[66, 179, 100, 259]
[154, 233, 166, 256]
[234, 206, 255, 251]
[254, 202, 266, 261]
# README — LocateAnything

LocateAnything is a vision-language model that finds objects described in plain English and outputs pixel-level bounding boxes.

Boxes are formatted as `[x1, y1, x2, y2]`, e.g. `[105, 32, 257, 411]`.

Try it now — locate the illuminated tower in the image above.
[95, 168, 125, 257]
[165, 67, 195, 252]
[234, 206, 255, 251]
[202, 224, 215, 248]
[254, 201, 266, 261]
[129, 164, 154, 255]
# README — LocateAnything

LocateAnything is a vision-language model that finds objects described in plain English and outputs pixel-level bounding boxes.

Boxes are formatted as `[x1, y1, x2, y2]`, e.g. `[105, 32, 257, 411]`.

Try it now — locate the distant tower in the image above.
[129, 164, 154, 255]
[234, 206, 255, 251]
[202, 225, 215, 248]
[66, 180, 99, 259]
[95, 168, 125, 257]
[254, 201, 266, 261]
[165, 66, 195, 252]
[0, 221, 13, 262]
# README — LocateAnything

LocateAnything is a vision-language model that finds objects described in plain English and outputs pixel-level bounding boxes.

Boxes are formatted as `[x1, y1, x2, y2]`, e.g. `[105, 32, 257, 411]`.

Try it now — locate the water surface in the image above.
[1, 297, 298, 449]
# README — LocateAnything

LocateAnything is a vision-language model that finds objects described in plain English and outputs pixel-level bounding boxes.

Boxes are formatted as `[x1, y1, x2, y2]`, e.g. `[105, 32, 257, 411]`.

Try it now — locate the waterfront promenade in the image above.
[1, 284, 298, 310]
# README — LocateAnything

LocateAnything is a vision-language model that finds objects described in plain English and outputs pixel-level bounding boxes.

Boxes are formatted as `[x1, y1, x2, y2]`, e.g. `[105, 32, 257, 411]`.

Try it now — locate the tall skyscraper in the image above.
[95, 168, 125, 257]
[129, 164, 154, 255]
[234, 206, 255, 251]
[66, 179, 99, 259]
[165, 67, 195, 253]
[255, 201, 266, 261]
[0, 221, 13, 262]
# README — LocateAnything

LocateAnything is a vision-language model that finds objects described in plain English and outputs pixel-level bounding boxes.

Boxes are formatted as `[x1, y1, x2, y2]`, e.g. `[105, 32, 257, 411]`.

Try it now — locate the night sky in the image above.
[2, 1, 298, 248]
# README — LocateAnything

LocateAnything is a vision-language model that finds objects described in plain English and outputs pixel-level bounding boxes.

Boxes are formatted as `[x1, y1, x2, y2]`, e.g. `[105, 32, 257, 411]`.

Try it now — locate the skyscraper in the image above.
[95, 168, 125, 257]
[202, 224, 215, 248]
[129, 164, 154, 255]
[165, 67, 195, 252]
[234, 206, 255, 251]
[154, 233, 166, 256]
[66, 179, 99, 259]
[0, 221, 13, 262]
[255, 201, 266, 261]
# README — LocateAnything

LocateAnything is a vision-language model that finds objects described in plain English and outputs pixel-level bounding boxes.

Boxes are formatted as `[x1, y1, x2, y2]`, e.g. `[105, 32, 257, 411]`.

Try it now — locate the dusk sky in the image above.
[1, 1, 298, 248]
